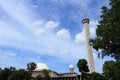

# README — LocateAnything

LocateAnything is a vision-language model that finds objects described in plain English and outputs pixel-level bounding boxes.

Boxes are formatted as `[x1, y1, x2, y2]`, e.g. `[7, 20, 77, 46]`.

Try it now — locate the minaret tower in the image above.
[69, 64, 74, 73]
[82, 11, 95, 73]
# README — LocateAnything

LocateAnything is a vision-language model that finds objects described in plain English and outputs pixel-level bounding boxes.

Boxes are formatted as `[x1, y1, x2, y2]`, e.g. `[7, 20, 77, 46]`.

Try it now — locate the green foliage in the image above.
[35, 74, 43, 80]
[33, 69, 51, 80]
[77, 59, 89, 80]
[0, 62, 51, 80]
[88, 72, 104, 80]
[33, 70, 51, 80]
[0, 67, 16, 80]
[77, 59, 89, 73]
[8, 69, 31, 80]
[103, 61, 120, 80]
[42, 69, 51, 80]
[27, 62, 37, 73]
[90, 0, 120, 61]
[0, 62, 37, 80]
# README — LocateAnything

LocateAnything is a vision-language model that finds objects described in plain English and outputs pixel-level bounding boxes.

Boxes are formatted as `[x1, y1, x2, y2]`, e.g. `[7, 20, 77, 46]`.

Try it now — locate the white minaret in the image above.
[82, 12, 95, 73]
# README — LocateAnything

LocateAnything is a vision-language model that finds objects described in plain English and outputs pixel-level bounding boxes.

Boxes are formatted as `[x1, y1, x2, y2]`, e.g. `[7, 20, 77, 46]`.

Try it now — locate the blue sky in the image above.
[0, 0, 114, 73]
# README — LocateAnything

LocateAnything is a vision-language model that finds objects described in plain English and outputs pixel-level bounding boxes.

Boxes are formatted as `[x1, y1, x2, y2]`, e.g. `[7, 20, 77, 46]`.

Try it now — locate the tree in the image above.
[0, 68, 3, 80]
[2, 67, 11, 80]
[27, 62, 37, 80]
[42, 69, 51, 80]
[88, 72, 104, 80]
[35, 74, 43, 80]
[90, 0, 120, 61]
[103, 61, 120, 80]
[77, 59, 89, 80]
[9, 67, 16, 72]
[8, 69, 31, 80]
[27, 62, 37, 73]
[0, 64, 38, 80]
[0, 67, 16, 80]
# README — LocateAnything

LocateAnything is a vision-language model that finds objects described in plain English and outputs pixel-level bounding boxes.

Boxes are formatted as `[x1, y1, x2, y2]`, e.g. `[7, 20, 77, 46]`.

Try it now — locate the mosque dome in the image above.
[69, 64, 74, 68]
[35, 63, 49, 71]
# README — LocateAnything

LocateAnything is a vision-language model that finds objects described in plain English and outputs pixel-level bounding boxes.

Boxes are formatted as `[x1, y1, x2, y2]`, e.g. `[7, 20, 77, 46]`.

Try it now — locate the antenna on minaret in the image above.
[84, 9, 87, 19]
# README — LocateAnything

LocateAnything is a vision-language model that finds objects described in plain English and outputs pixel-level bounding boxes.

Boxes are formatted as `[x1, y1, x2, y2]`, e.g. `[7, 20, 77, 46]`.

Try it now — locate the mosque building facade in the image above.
[32, 63, 80, 80]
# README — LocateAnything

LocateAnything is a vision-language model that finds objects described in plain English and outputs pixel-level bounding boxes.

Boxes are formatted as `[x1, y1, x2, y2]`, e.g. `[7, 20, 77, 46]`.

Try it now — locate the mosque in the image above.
[32, 14, 95, 80]
[32, 63, 80, 80]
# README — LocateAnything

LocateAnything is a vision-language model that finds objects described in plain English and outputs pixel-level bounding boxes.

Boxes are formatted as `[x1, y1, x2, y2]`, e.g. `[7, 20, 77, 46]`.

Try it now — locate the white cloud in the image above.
[56, 29, 71, 39]
[93, 53, 98, 59]
[33, 20, 60, 36]
[0, 49, 2, 52]
[60, 50, 69, 55]
[0, 50, 16, 61]
[35, 28, 47, 36]
[0, 21, 27, 41]
[52, 0, 90, 9]
[9, 53, 16, 57]
[89, 20, 98, 38]
[0, 0, 33, 27]
[45, 21, 59, 29]
[75, 20, 98, 44]
[75, 30, 85, 44]
[0, 55, 8, 60]
[43, 45, 57, 54]
[70, 0, 90, 8]
[33, 20, 44, 27]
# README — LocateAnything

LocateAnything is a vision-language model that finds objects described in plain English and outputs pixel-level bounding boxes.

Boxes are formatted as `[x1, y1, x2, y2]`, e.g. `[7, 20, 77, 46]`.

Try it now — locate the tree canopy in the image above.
[90, 0, 120, 61]
[0, 62, 37, 80]
[42, 69, 51, 80]
[77, 59, 89, 80]
[27, 62, 36, 73]
[0, 62, 52, 80]
[103, 61, 120, 80]
[88, 72, 104, 80]
[8, 69, 31, 80]
[77, 59, 89, 73]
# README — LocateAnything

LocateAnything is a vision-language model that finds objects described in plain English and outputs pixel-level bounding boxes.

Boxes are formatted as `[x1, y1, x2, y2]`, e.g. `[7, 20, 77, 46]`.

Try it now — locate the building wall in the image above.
[32, 70, 80, 80]
[32, 70, 59, 77]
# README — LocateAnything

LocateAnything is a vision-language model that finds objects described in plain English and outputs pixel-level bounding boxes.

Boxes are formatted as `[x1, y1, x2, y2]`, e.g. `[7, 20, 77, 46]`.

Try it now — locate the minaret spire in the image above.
[82, 10, 95, 73]
[84, 9, 87, 19]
